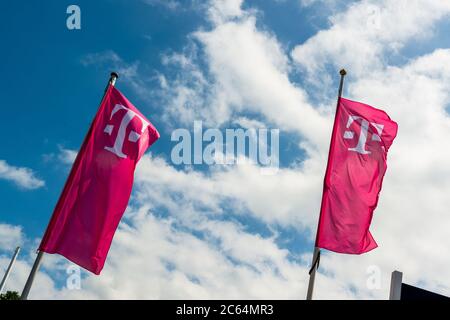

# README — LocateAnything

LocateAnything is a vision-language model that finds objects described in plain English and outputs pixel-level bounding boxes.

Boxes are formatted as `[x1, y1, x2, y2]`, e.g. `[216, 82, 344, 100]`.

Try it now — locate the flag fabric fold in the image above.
[316, 97, 398, 254]
[39, 85, 159, 274]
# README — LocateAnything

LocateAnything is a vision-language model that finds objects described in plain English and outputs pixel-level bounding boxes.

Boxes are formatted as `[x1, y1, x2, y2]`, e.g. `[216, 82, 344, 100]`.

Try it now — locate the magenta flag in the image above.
[39, 85, 159, 274]
[316, 97, 398, 254]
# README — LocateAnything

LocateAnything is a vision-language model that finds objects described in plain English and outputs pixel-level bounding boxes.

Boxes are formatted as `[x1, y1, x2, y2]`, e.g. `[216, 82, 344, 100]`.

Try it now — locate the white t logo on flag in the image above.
[104, 104, 149, 158]
[343, 115, 384, 154]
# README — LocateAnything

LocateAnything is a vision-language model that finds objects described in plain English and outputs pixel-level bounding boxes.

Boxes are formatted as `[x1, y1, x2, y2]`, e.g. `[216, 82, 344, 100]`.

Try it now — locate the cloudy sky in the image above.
[1, 0, 450, 299]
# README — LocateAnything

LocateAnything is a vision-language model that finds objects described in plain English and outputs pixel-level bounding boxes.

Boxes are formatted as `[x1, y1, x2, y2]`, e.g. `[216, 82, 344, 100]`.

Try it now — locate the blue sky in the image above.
[2, 0, 450, 299]
[0, 0, 312, 247]
[0, 0, 195, 234]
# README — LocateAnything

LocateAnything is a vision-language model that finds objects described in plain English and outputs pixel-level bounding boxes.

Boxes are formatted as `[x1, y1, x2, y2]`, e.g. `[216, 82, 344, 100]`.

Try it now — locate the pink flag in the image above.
[316, 97, 397, 254]
[39, 85, 159, 274]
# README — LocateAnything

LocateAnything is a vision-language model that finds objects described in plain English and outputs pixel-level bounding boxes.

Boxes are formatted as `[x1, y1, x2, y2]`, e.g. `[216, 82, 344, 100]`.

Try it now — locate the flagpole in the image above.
[306, 69, 346, 300]
[0, 246, 21, 294]
[20, 72, 119, 300]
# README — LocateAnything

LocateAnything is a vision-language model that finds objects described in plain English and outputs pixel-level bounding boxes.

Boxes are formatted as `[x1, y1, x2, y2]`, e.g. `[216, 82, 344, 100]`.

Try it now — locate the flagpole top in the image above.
[109, 72, 119, 86]
[339, 69, 347, 76]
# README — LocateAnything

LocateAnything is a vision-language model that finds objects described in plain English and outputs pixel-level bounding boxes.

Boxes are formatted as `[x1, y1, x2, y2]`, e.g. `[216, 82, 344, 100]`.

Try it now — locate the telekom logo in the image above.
[104, 104, 149, 159]
[343, 115, 384, 155]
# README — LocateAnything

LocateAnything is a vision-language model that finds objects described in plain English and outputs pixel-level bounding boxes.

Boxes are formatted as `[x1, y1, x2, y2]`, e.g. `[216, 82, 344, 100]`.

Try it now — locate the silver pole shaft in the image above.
[306, 247, 320, 300]
[0, 246, 21, 294]
[20, 251, 43, 300]
[306, 69, 347, 300]
[20, 72, 119, 300]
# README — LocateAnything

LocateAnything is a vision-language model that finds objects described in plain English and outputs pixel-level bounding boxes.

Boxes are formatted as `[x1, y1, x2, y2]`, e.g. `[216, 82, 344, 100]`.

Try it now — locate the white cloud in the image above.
[233, 117, 266, 129]
[59, 213, 314, 299]
[0, 224, 23, 250]
[150, 0, 450, 299]
[57, 147, 77, 166]
[8, 0, 450, 300]
[142, 0, 181, 11]
[159, 4, 331, 153]
[1, 216, 351, 300]
[299, 0, 347, 9]
[334, 49, 450, 298]
[42, 146, 77, 167]
[0, 250, 60, 298]
[208, 0, 245, 24]
[291, 0, 450, 80]
[81, 51, 152, 101]
[287, 0, 450, 299]
[134, 154, 323, 231]
[0, 160, 45, 190]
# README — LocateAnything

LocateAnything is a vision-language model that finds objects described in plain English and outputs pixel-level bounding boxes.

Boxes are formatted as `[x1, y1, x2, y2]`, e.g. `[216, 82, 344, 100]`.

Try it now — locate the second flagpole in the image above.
[306, 69, 346, 300]
[20, 72, 119, 300]
[0, 246, 21, 294]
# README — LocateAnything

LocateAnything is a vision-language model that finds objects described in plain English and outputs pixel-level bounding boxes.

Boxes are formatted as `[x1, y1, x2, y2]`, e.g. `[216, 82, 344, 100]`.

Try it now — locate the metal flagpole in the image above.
[306, 69, 346, 300]
[20, 72, 119, 300]
[0, 246, 21, 294]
